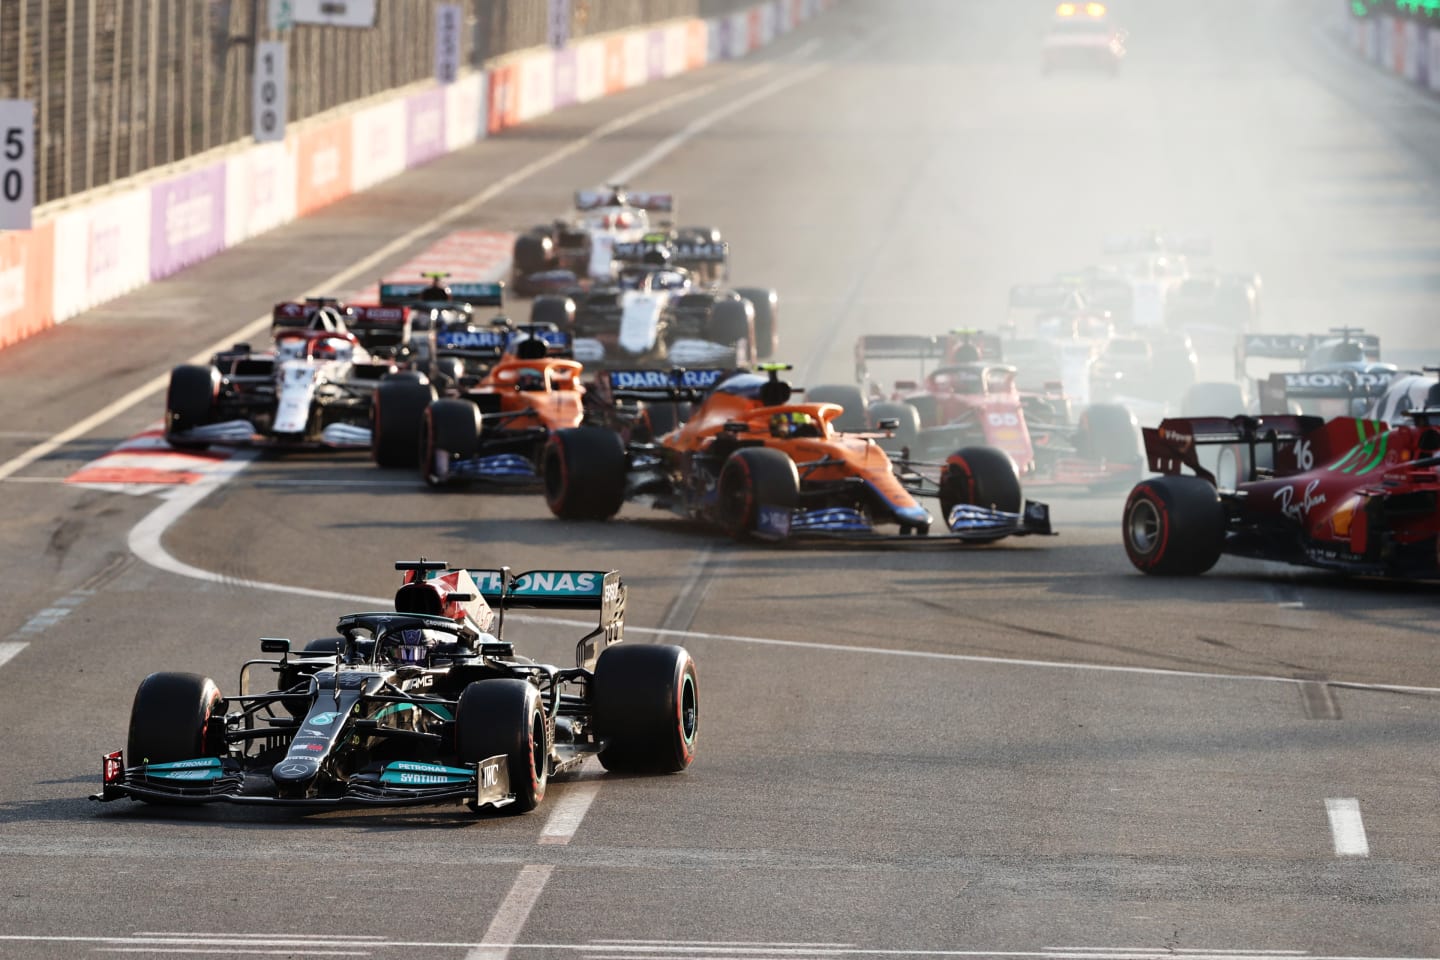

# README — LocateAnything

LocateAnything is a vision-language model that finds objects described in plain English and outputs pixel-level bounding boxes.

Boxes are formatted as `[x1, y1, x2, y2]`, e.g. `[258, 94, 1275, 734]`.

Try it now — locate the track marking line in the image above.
[5, 937, 1434, 960]
[95, 951, 369, 957]
[537, 757, 604, 845]
[127, 474, 1440, 699]
[466, 864, 556, 960]
[1325, 797, 1370, 857]
[0, 641, 28, 670]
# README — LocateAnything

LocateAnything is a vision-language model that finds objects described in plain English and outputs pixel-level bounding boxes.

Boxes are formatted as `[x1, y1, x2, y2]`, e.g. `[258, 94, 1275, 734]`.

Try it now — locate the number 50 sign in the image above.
[0, 100, 35, 230]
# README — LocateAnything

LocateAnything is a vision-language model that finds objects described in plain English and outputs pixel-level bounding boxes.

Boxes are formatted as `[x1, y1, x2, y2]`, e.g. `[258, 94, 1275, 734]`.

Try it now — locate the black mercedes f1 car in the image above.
[92, 562, 698, 814]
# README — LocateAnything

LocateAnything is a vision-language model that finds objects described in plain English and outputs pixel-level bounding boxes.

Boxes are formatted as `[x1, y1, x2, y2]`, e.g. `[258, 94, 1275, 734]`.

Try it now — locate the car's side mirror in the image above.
[723, 420, 746, 434]
[260, 637, 291, 655]
[876, 418, 900, 432]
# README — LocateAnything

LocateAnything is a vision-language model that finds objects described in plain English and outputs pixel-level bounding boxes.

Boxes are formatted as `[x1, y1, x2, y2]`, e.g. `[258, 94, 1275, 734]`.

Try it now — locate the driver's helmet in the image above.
[770, 411, 816, 438]
[954, 343, 981, 363]
[516, 367, 546, 391]
[642, 246, 671, 267]
[391, 628, 434, 665]
[419, 279, 451, 302]
[312, 338, 339, 360]
[1331, 341, 1365, 364]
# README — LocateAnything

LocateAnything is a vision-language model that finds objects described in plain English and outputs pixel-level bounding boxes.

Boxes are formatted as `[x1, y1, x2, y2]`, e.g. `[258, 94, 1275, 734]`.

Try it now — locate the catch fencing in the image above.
[0, 0, 754, 208]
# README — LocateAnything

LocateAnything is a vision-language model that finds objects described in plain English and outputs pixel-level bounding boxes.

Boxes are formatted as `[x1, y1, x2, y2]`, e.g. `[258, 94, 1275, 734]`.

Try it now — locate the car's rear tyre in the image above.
[1075, 403, 1143, 466]
[543, 426, 627, 519]
[736, 287, 779, 359]
[373, 374, 437, 469]
[867, 400, 920, 452]
[513, 233, 553, 277]
[636, 401, 691, 442]
[531, 295, 576, 331]
[165, 365, 218, 450]
[716, 447, 799, 539]
[1122, 475, 1225, 576]
[593, 644, 698, 774]
[705, 294, 753, 348]
[940, 446, 1023, 520]
[423, 399, 481, 487]
[805, 384, 867, 433]
[455, 679, 548, 813]
[127, 672, 224, 768]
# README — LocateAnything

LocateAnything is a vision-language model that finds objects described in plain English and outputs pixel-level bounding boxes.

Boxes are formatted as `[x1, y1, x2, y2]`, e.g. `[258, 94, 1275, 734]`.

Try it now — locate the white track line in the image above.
[466, 865, 556, 960]
[1325, 797, 1370, 857]
[0, 641, 27, 669]
[4, 938, 1437, 960]
[129, 475, 1440, 698]
[538, 758, 605, 845]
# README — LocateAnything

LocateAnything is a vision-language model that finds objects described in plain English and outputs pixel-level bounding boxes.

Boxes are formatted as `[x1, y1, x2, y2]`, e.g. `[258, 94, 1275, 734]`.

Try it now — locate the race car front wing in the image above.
[91, 752, 515, 811]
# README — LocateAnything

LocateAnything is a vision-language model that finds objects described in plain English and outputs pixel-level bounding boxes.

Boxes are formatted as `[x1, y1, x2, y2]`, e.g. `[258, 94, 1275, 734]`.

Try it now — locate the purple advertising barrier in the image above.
[554, 48, 579, 108]
[406, 88, 448, 168]
[647, 30, 666, 81]
[710, 17, 730, 62]
[149, 163, 227, 281]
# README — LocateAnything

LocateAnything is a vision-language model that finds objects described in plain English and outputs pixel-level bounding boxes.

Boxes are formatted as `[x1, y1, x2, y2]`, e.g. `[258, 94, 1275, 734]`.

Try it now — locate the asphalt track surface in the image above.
[2, 1, 1440, 956]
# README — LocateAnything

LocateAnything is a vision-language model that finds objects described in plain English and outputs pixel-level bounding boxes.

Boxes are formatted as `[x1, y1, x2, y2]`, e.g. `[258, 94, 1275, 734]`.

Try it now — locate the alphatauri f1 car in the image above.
[543, 364, 1052, 543]
[93, 563, 697, 813]
[1123, 410, 1440, 579]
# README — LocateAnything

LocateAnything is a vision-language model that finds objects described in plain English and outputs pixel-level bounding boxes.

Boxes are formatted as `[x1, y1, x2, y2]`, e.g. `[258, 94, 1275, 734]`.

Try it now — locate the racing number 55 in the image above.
[0, 99, 35, 229]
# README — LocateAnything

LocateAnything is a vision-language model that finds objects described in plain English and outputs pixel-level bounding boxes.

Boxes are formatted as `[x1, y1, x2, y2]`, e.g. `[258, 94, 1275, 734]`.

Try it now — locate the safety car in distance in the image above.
[1042, 2, 1125, 75]
[1123, 410, 1440, 580]
[93, 561, 698, 814]
[543, 364, 1053, 543]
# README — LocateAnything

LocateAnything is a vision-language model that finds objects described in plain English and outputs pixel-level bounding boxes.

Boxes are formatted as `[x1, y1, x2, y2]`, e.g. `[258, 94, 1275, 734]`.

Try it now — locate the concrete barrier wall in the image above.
[0, 0, 836, 351]
[1336, 4, 1440, 93]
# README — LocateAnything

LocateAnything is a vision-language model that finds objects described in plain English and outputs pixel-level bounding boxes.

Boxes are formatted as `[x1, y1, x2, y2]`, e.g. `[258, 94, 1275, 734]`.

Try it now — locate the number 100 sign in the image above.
[253, 41, 288, 143]
[0, 100, 34, 230]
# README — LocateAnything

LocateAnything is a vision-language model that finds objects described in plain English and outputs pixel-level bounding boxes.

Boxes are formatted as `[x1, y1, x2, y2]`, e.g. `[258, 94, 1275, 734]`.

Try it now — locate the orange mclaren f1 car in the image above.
[541, 364, 1053, 542]
[372, 323, 591, 486]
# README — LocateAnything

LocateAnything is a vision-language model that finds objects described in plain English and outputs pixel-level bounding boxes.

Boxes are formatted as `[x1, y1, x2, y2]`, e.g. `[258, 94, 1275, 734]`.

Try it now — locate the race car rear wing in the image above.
[464, 568, 625, 670]
[272, 299, 346, 329]
[575, 189, 673, 213]
[346, 306, 412, 352]
[1236, 330, 1383, 383]
[1256, 369, 1395, 415]
[612, 240, 728, 263]
[436, 324, 572, 360]
[604, 367, 729, 402]
[1143, 414, 1324, 484]
[378, 281, 505, 308]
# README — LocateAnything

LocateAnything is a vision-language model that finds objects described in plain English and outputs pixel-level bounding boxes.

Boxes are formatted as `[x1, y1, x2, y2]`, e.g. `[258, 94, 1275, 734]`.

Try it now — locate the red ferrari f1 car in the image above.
[1123, 410, 1440, 578]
